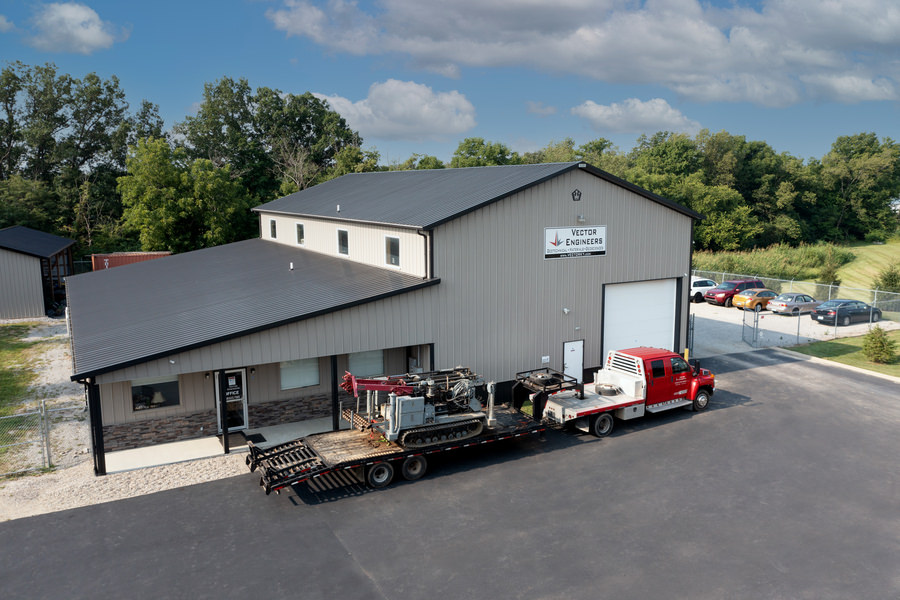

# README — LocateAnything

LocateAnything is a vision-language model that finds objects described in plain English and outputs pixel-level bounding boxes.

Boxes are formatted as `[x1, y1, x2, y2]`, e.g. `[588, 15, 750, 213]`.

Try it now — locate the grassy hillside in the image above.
[693, 238, 900, 290]
[836, 238, 900, 290]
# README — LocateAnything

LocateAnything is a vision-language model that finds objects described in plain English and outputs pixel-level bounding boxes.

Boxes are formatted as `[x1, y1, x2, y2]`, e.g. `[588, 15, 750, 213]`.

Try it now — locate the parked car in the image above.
[689, 276, 718, 303]
[811, 299, 882, 326]
[768, 293, 821, 315]
[704, 278, 765, 307]
[733, 288, 778, 311]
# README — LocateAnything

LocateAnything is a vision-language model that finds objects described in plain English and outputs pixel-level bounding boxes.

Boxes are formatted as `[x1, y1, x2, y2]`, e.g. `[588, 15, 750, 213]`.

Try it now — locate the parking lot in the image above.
[690, 299, 899, 358]
[2, 349, 898, 599]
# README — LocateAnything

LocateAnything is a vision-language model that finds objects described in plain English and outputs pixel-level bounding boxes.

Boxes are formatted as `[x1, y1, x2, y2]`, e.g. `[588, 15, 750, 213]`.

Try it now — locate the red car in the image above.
[703, 278, 765, 307]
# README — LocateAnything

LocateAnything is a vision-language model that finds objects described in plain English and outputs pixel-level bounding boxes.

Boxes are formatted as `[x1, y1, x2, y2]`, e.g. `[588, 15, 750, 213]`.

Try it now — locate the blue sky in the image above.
[1, 0, 898, 165]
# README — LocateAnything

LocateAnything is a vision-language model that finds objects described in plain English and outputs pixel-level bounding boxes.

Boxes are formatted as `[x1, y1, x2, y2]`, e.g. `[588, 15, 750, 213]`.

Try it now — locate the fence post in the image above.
[41, 398, 51, 469]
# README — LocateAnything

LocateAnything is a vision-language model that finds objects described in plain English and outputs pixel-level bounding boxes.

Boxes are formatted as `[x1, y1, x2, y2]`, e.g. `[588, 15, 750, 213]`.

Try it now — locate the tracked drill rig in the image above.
[340, 367, 495, 449]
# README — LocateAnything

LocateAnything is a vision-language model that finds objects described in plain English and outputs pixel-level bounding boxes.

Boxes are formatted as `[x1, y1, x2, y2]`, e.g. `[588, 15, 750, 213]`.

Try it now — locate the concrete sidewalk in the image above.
[104, 416, 344, 473]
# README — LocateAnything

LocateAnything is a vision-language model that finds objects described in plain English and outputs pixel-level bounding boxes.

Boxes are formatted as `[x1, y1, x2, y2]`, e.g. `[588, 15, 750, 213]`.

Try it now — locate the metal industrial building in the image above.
[66, 162, 702, 474]
[0, 226, 75, 319]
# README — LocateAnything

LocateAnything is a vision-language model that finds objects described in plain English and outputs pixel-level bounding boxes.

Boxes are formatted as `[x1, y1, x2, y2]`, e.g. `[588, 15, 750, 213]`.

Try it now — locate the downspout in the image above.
[416, 229, 433, 279]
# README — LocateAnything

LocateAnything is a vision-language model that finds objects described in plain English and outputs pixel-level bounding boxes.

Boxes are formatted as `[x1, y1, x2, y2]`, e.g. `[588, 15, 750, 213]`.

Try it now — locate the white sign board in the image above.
[544, 226, 606, 259]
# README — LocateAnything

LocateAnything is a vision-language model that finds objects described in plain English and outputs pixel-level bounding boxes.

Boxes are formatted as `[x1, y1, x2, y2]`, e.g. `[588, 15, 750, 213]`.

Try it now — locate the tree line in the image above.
[1, 62, 898, 258]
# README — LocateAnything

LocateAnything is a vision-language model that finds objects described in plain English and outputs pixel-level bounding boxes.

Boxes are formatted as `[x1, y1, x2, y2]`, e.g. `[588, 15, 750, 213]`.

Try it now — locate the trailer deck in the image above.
[247, 405, 544, 494]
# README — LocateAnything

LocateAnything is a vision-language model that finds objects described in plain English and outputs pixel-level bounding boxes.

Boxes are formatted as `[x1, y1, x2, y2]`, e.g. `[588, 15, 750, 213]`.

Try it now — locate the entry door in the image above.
[563, 339, 584, 383]
[215, 368, 248, 433]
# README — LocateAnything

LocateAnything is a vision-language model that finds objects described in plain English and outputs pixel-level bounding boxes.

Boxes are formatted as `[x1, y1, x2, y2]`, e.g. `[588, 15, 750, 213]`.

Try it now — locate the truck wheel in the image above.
[693, 390, 710, 412]
[590, 413, 614, 437]
[401, 455, 427, 481]
[366, 462, 394, 488]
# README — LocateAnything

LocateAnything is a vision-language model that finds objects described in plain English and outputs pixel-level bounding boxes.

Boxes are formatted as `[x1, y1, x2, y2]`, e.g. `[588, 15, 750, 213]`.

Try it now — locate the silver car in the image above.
[768, 292, 821, 315]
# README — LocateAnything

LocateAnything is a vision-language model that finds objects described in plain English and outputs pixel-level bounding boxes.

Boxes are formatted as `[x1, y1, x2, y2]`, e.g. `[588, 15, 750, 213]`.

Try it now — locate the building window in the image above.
[280, 358, 320, 390]
[296, 223, 305, 245]
[132, 375, 180, 411]
[385, 236, 400, 266]
[348, 350, 384, 377]
[338, 229, 349, 255]
[270, 219, 277, 239]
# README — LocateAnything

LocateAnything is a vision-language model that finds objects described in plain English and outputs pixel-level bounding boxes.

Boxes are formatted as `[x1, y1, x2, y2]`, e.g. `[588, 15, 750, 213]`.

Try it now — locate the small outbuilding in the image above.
[66, 162, 702, 474]
[0, 225, 75, 319]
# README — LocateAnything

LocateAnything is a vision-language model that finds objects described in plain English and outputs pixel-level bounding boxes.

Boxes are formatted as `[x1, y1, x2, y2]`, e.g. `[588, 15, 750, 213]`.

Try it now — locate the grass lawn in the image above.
[0, 324, 40, 416]
[836, 238, 900, 291]
[789, 328, 900, 378]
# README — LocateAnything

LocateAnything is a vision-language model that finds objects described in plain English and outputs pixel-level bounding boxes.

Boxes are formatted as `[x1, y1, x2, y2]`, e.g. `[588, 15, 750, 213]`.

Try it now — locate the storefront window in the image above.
[280, 358, 320, 390]
[132, 375, 180, 411]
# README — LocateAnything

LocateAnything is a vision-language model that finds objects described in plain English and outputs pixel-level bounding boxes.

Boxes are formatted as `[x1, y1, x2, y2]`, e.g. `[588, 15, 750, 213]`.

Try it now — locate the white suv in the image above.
[689, 276, 717, 303]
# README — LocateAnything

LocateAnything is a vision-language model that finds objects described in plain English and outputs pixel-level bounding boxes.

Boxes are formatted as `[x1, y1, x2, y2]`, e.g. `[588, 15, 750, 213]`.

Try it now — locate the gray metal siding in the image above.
[431, 169, 692, 382]
[95, 288, 437, 386]
[0, 249, 44, 318]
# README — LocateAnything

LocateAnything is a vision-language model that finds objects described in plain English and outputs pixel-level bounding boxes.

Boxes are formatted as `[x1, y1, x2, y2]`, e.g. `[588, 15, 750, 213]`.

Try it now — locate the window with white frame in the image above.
[280, 358, 320, 390]
[385, 236, 399, 266]
[337, 229, 349, 255]
[348, 350, 384, 377]
[270, 219, 277, 239]
[132, 375, 180, 411]
[296, 223, 305, 245]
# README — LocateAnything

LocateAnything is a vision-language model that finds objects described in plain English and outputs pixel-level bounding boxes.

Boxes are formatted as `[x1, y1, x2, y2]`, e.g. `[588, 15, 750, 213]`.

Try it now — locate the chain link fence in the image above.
[693, 269, 900, 349]
[0, 398, 88, 478]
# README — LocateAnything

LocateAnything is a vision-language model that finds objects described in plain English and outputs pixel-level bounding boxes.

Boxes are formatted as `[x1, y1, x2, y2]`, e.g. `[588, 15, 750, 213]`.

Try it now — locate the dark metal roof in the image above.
[0, 225, 75, 258]
[67, 239, 439, 380]
[254, 162, 703, 229]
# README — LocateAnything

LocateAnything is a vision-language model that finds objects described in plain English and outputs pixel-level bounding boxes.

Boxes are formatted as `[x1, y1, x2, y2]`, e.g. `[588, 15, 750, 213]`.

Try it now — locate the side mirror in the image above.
[690, 359, 701, 376]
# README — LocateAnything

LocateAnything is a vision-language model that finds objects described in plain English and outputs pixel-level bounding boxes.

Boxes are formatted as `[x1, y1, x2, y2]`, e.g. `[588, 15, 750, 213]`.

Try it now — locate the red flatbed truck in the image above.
[514, 347, 715, 438]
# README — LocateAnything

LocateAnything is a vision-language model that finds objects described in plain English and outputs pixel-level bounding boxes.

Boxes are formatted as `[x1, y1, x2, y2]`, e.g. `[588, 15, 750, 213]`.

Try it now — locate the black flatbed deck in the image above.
[246, 405, 543, 494]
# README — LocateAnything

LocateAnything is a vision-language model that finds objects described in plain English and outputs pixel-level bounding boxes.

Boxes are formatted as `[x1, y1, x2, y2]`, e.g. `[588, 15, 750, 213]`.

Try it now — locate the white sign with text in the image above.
[544, 226, 607, 259]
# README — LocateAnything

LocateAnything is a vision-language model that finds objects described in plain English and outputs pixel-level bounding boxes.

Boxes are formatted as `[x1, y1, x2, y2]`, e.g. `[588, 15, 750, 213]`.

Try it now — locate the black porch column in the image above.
[218, 369, 229, 454]
[86, 379, 106, 476]
[331, 355, 340, 431]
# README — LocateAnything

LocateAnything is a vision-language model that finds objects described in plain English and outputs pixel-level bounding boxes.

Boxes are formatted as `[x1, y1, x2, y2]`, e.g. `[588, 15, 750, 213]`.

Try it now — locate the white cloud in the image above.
[527, 101, 556, 116]
[571, 98, 701, 135]
[28, 3, 127, 54]
[266, 0, 900, 106]
[0, 15, 14, 33]
[314, 79, 476, 140]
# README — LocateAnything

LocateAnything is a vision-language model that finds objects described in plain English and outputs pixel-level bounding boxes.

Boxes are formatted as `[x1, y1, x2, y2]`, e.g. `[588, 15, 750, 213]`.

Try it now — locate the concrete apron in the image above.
[104, 416, 346, 473]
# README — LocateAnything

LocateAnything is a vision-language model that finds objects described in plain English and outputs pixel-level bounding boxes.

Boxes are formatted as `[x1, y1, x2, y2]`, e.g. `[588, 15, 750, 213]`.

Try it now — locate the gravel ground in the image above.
[0, 320, 247, 522]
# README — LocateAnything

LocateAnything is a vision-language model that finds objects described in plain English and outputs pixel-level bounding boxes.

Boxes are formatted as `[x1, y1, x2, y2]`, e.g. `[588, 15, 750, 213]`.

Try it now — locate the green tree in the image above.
[0, 62, 24, 179]
[873, 264, 900, 293]
[118, 138, 255, 252]
[819, 133, 900, 240]
[0, 174, 59, 231]
[862, 326, 897, 364]
[392, 153, 445, 170]
[450, 137, 521, 167]
[19, 63, 71, 182]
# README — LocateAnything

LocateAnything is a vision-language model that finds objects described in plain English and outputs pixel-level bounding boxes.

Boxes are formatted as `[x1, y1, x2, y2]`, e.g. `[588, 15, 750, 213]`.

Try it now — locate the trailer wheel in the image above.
[366, 462, 394, 488]
[401, 455, 428, 481]
[693, 389, 710, 412]
[590, 413, 614, 437]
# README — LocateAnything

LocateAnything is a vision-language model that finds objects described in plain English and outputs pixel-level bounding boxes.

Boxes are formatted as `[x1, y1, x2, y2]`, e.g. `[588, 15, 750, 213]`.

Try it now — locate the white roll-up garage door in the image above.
[603, 279, 677, 352]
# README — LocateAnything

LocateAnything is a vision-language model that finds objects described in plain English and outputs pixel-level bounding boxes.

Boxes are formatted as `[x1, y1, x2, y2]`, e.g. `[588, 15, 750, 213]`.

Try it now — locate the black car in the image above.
[811, 299, 882, 326]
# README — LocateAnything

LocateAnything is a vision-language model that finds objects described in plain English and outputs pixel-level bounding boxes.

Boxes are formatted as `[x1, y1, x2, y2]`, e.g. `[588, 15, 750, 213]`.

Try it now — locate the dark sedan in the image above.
[811, 299, 882, 326]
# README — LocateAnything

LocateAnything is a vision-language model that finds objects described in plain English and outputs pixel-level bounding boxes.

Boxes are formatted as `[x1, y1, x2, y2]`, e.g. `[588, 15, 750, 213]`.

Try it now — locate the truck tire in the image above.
[366, 462, 394, 488]
[693, 390, 710, 411]
[401, 455, 427, 481]
[590, 413, 614, 437]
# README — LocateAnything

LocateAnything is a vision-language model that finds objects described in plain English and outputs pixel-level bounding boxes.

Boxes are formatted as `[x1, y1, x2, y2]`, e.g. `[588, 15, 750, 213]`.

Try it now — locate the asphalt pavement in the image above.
[2, 348, 899, 599]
